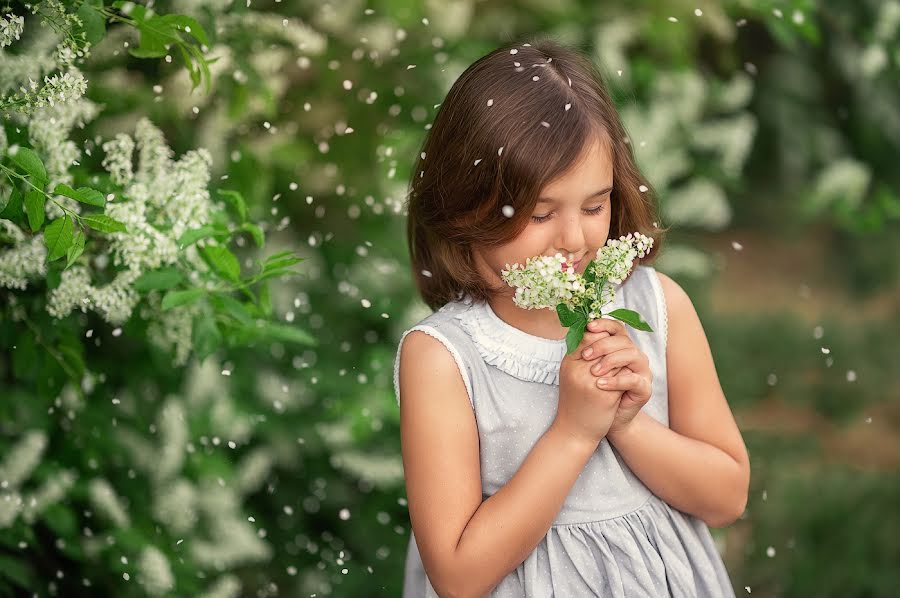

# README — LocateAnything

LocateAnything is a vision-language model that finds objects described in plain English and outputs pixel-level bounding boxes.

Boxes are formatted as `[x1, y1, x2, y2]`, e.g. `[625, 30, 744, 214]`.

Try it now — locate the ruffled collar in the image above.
[445, 283, 626, 386]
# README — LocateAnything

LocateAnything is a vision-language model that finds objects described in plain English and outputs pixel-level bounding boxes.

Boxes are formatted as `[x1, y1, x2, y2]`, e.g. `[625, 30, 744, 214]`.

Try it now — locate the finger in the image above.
[572, 329, 611, 360]
[581, 334, 631, 360]
[597, 372, 651, 398]
[591, 348, 637, 376]
[591, 347, 641, 376]
[587, 318, 627, 336]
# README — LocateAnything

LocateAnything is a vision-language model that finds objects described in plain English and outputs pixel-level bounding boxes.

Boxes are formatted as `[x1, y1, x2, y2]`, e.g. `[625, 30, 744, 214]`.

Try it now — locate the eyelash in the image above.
[531, 204, 605, 224]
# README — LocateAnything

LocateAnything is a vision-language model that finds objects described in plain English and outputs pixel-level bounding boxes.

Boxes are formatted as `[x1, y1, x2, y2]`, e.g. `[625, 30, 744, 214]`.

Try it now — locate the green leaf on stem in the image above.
[9, 147, 48, 188]
[53, 184, 105, 207]
[217, 189, 248, 222]
[241, 222, 264, 248]
[24, 190, 45, 232]
[565, 316, 587, 355]
[161, 288, 205, 311]
[606, 308, 654, 332]
[177, 225, 217, 248]
[193, 314, 222, 361]
[159, 14, 209, 45]
[82, 214, 127, 233]
[202, 245, 241, 282]
[0, 187, 23, 219]
[65, 230, 86, 269]
[44, 215, 74, 261]
[556, 302, 580, 327]
[75, 1, 107, 45]
[135, 267, 184, 292]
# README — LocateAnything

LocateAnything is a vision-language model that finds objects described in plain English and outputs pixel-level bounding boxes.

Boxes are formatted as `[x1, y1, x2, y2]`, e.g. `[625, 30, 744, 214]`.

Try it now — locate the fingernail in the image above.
[583, 348, 593, 358]
[597, 378, 608, 386]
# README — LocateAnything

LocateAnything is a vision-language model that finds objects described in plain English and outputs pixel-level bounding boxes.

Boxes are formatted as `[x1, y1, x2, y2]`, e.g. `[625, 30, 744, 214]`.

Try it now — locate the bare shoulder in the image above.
[397, 330, 482, 591]
[654, 270, 690, 318]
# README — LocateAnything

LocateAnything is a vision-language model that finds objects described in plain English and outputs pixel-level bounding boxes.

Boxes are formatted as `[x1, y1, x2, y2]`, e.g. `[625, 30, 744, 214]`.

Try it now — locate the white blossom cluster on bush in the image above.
[43, 118, 215, 338]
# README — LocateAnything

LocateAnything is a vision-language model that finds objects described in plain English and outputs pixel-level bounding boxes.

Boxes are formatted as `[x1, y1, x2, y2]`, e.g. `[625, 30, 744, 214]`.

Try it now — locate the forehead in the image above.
[538, 135, 614, 201]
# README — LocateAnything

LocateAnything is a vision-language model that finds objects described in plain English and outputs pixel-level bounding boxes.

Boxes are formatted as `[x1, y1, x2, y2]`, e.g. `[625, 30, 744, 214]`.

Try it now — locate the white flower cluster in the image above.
[592, 232, 654, 284]
[0, 231, 47, 291]
[45, 118, 216, 331]
[47, 266, 141, 325]
[500, 232, 654, 319]
[0, 68, 87, 115]
[0, 431, 76, 528]
[501, 253, 585, 312]
[146, 302, 198, 367]
[0, 431, 47, 489]
[28, 95, 101, 189]
[196, 575, 242, 598]
[102, 118, 213, 269]
[136, 545, 175, 596]
[0, 13, 24, 49]
[101, 133, 135, 186]
[87, 478, 131, 527]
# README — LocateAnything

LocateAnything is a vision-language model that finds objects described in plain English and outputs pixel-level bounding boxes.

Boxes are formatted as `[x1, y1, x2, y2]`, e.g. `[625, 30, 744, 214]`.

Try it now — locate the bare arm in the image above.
[399, 331, 599, 598]
[451, 423, 599, 597]
[605, 271, 750, 527]
[607, 410, 747, 527]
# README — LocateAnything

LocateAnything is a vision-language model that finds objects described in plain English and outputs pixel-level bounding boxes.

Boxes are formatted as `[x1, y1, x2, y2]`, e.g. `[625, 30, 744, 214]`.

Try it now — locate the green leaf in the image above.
[258, 280, 272, 317]
[209, 293, 254, 324]
[217, 189, 248, 222]
[260, 323, 317, 346]
[202, 245, 240, 282]
[53, 183, 105, 207]
[160, 13, 209, 45]
[193, 315, 222, 361]
[161, 288, 205, 311]
[8, 146, 48, 188]
[582, 259, 597, 284]
[177, 225, 216, 248]
[606, 308, 654, 332]
[556, 302, 580, 327]
[24, 190, 45, 232]
[75, 1, 107, 45]
[564, 317, 587, 355]
[82, 214, 127, 233]
[0, 187, 23, 220]
[44, 215, 74, 261]
[0, 554, 35, 590]
[263, 254, 304, 272]
[135, 267, 184, 292]
[241, 222, 264, 247]
[129, 20, 174, 58]
[65, 230, 86, 269]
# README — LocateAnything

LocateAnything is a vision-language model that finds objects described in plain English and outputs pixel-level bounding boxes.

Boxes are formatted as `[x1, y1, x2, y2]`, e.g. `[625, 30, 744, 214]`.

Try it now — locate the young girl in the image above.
[394, 36, 750, 598]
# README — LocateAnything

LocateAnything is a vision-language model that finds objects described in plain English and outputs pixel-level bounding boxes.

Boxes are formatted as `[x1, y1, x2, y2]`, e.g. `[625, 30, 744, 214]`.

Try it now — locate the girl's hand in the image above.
[581, 319, 654, 436]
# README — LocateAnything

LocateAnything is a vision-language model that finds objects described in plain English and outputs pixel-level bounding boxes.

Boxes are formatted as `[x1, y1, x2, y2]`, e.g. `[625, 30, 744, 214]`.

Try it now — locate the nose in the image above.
[556, 212, 587, 257]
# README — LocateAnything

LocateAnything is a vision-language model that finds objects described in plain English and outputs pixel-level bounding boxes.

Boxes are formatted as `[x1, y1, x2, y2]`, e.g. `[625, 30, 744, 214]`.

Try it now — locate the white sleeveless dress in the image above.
[393, 265, 737, 597]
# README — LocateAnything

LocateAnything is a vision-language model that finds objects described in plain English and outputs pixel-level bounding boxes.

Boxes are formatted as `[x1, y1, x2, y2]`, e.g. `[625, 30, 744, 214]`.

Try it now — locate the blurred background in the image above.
[1, 0, 898, 596]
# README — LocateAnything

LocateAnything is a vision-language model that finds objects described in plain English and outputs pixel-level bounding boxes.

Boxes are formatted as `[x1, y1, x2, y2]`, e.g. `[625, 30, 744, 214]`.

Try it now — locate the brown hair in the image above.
[405, 34, 669, 312]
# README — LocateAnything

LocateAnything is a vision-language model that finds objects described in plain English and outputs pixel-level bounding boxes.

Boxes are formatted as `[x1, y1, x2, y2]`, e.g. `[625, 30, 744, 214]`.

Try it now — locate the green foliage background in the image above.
[1, 0, 898, 596]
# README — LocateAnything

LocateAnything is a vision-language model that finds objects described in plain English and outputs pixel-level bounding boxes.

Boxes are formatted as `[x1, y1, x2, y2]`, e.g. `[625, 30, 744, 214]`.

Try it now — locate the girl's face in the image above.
[474, 136, 614, 294]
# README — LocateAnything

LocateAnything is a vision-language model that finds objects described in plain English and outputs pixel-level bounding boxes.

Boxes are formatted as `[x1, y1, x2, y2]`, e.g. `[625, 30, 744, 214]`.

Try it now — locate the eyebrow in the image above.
[537, 186, 613, 204]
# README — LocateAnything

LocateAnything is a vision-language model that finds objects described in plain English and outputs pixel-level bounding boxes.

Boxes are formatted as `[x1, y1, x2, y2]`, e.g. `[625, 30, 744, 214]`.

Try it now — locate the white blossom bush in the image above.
[0, 3, 314, 596]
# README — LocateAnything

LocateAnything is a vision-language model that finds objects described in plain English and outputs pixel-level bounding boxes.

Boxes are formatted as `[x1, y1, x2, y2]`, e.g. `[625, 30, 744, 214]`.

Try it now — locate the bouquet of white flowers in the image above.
[501, 232, 655, 354]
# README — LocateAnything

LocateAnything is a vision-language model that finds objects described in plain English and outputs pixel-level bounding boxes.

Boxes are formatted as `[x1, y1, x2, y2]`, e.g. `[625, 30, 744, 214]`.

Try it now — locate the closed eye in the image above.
[531, 203, 605, 224]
